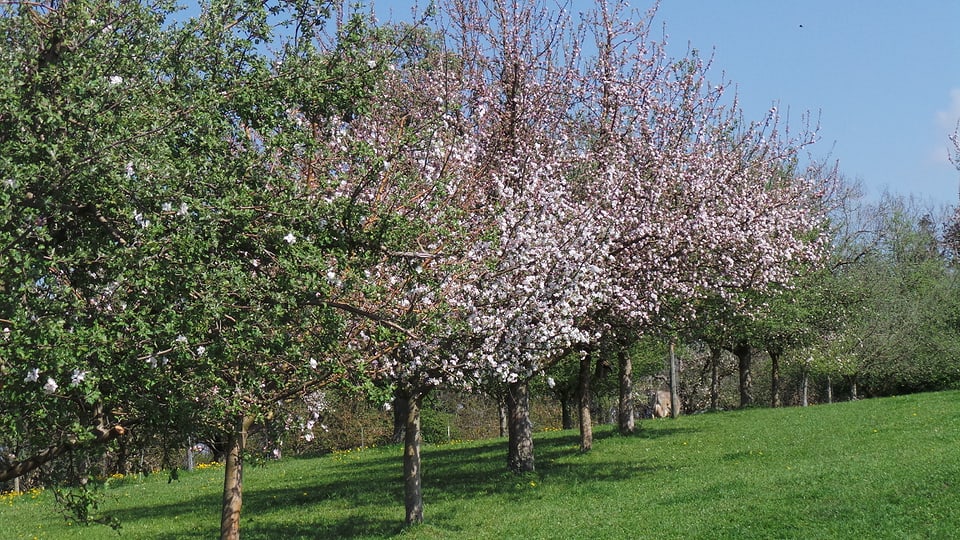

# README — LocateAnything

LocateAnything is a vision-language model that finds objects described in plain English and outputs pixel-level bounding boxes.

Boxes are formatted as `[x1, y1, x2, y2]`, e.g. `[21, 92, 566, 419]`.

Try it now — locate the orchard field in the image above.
[3, 391, 960, 539]
[2, 1, 959, 538]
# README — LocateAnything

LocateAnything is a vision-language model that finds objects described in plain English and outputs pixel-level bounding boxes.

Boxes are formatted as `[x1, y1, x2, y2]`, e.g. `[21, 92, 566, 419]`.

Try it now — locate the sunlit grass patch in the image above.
[1, 391, 959, 539]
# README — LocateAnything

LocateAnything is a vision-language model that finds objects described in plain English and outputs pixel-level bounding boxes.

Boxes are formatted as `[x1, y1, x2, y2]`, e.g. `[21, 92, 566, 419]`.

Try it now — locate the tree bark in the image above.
[578, 352, 593, 451]
[770, 349, 782, 408]
[733, 342, 753, 407]
[403, 393, 424, 525]
[506, 381, 535, 472]
[220, 415, 253, 540]
[669, 341, 680, 418]
[709, 344, 721, 411]
[617, 348, 634, 434]
[827, 375, 833, 404]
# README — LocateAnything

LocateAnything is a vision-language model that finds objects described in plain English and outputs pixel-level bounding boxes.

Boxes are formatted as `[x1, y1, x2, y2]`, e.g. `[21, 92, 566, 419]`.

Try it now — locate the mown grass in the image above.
[3, 391, 959, 539]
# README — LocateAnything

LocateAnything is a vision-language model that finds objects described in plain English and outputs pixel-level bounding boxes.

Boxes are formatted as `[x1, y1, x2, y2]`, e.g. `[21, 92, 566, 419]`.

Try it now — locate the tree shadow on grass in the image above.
[107, 424, 700, 538]
[421, 423, 701, 497]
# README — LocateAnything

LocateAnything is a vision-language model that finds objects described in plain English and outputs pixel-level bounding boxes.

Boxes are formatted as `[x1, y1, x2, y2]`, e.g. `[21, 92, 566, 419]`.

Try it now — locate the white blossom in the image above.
[283, 232, 297, 244]
[70, 369, 87, 386]
[109, 75, 123, 85]
[43, 377, 58, 394]
[24, 368, 39, 383]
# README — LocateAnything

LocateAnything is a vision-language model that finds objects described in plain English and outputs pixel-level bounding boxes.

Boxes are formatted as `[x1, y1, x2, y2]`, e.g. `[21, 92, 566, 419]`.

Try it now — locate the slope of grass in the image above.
[3, 391, 959, 539]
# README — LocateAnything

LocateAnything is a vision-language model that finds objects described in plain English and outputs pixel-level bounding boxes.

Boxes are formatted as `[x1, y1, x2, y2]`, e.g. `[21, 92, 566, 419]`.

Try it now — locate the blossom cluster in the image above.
[351, 0, 829, 392]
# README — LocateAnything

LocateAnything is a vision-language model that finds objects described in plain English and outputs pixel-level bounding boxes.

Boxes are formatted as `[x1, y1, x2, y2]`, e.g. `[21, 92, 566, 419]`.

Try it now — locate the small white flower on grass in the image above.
[43, 377, 58, 394]
[146, 356, 158, 368]
[177, 202, 189, 216]
[162, 202, 173, 212]
[71, 369, 87, 386]
[196, 345, 206, 356]
[24, 367, 39, 383]
[309, 358, 318, 369]
[283, 232, 297, 244]
[547, 377, 556, 388]
[366, 59, 377, 69]
[174, 334, 188, 344]
[109, 75, 123, 85]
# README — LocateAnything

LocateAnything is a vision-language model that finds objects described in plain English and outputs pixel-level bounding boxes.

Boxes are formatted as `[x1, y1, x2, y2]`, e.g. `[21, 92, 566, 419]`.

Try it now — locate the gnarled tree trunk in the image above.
[506, 380, 535, 472]
[403, 393, 424, 525]
[220, 415, 253, 540]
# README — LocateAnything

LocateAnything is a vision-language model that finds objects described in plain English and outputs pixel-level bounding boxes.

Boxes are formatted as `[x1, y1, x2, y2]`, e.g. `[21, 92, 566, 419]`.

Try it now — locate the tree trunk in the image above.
[220, 415, 253, 540]
[578, 352, 593, 451]
[403, 393, 424, 525]
[827, 375, 833, 404]
[506, 381, 535, 473]
[390, 392, 410, 444]
[801, 368, 809, 407]
[560, 396, 574, 430]
[850, 377, 859, 401]
[733, 342, 753, 407]
[709, 344, 721, 411]
[618, 349, 635, 434]
[770, 349, 782, 408]
[669, 341, 680, 418]
[186, 438, 195, 472]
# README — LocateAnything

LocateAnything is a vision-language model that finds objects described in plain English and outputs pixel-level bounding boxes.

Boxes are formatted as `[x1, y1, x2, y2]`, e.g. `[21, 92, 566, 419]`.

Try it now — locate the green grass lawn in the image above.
[3, 391, 960, 539]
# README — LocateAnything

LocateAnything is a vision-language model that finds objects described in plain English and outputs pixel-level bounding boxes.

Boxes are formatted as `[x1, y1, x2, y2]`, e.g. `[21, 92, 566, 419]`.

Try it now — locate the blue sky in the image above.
[375, 0, 960, 205]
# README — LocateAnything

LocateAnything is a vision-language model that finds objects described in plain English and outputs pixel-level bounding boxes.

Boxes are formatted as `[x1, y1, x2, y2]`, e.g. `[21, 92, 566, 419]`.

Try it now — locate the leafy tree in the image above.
[824, 196, 960, 397]
[0, 1, 434, 537]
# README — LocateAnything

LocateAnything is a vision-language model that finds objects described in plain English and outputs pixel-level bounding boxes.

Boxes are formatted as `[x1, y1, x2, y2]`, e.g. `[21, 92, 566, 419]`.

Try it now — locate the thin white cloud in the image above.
[936, 88, 960, 129]
[931, 88, 960, 165]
